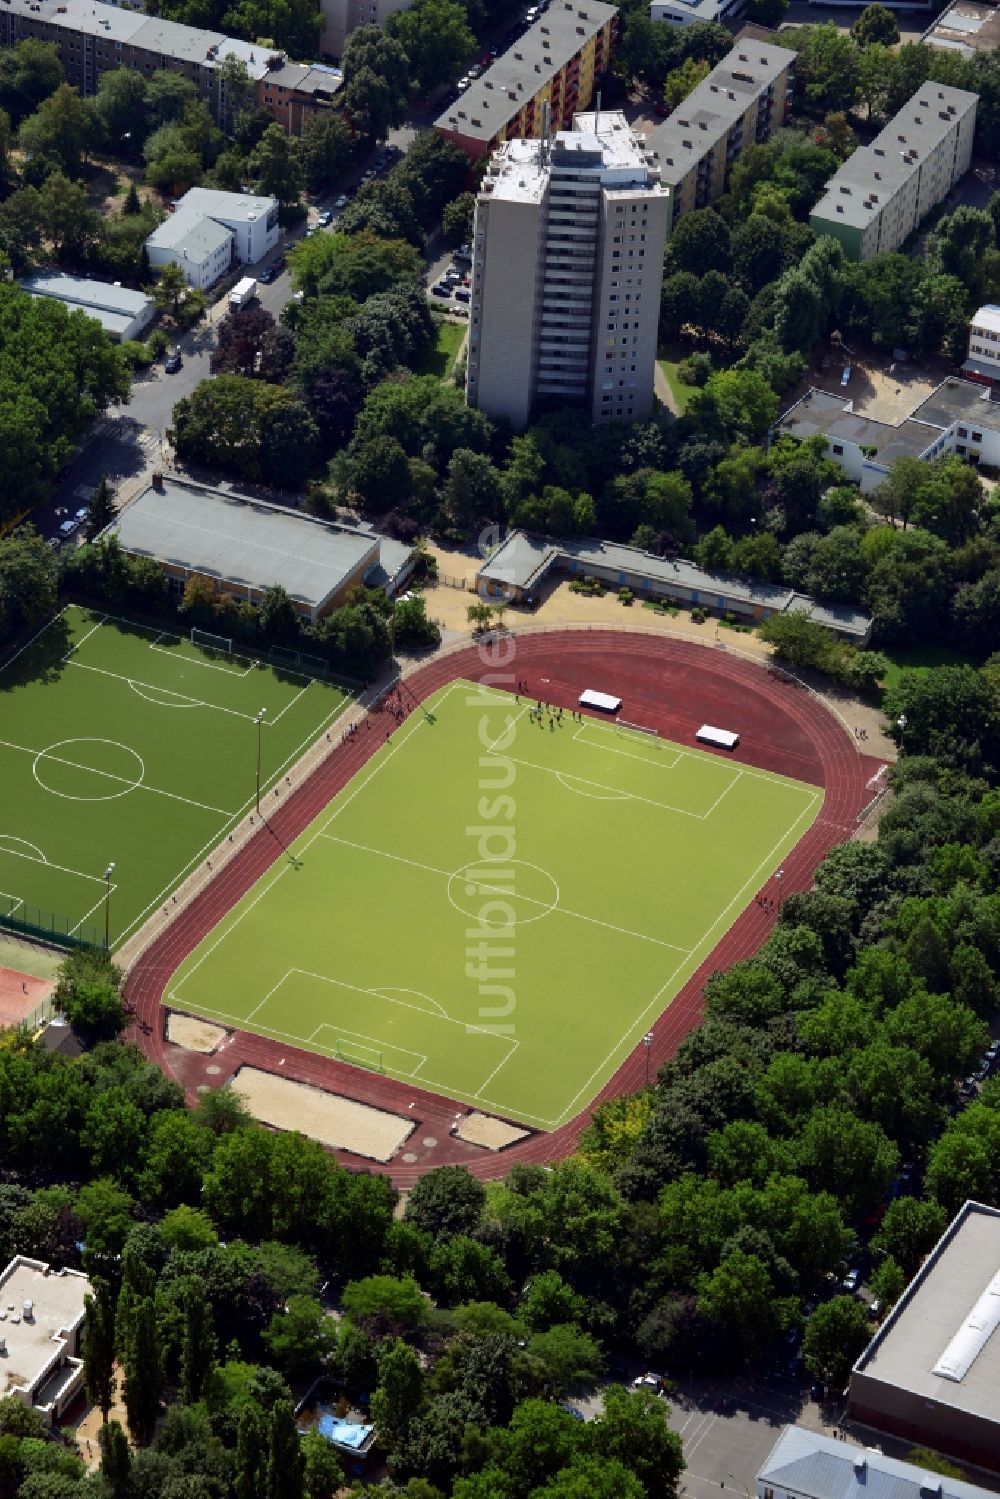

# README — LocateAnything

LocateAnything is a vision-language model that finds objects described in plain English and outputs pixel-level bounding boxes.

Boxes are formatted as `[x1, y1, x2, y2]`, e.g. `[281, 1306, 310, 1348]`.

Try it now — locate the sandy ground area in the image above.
[166, 1012, 227, 1053]
[70, 1366, 130, 1471]
[455, 1112, 531, 1150]
[231, 1066, 415, 1162]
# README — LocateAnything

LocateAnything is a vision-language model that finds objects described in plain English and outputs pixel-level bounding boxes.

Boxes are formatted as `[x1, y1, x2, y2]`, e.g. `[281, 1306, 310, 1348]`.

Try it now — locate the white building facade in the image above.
[173, 188, 280, 265]
[146, 211, 235, 290]
[467, 112, 670, 429]
[962, 303, 1000, 385]
[0, 1257, 90, 1423]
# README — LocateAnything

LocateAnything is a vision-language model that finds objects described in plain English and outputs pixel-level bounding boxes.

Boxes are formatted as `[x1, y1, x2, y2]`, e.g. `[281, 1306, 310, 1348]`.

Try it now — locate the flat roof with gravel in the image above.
[0, 1257, 89, 1402]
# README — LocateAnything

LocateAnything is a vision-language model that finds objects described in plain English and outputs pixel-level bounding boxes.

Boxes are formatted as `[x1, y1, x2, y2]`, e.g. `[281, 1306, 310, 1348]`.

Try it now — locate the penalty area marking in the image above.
[0, 834, 48, 863]
[554, 772, 630, 802]
[0, 890, 24, 918]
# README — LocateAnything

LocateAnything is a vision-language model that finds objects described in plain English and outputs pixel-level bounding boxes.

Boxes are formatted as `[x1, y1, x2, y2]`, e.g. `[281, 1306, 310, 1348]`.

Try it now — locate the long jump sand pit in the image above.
[455, 1112, 531, 1151]
[167, 1012, 227, 1053]
[230, 1067, 416, 1163]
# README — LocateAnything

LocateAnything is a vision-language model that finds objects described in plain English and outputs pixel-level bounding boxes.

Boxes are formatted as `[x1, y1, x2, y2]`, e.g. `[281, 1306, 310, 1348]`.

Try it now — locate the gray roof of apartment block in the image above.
[434, 0, 618, 144]
[644, 39, 796, 188]
[811, 82, 979, 232]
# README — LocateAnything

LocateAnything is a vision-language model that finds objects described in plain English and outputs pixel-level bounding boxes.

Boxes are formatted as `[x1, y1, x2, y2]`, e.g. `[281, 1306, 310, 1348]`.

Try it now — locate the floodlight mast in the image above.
[255, 708, 267, 813]
[103, 862, 116, 951]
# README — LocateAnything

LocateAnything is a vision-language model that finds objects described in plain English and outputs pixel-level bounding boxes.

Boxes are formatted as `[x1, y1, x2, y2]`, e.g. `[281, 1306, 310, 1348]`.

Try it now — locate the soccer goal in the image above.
[616, 720, 660, 745]
[191, 628, 233, 657]
[334, 1039, 385, 1073]
[0, 891, 24, 920]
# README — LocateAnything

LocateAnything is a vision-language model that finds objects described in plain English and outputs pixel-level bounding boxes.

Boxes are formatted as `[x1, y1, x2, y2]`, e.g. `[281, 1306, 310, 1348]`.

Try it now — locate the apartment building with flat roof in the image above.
[0, 0, 339, 134]
[643, 38, 795, 225]
[809, 83, 978, 261]
[963, 304, 1000, 385]
[650, 0, 746, 27]
[921, 0, 1000, 58]
[466, 110, 669, 428]
[434, 0, 618, 161]
[0, 1257, 90, 1423]
[318, 0, 411, 61]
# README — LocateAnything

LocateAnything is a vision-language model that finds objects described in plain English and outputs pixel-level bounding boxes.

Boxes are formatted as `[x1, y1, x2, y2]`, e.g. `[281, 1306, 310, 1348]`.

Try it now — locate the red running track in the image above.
[123, 631, 883, 1188]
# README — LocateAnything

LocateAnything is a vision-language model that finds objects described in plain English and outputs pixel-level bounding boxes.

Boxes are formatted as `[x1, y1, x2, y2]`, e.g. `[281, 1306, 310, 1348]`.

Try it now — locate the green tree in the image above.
[388, 0, 475, 92]
[151, 259, 191, 320]
[160, 1205, 219, 1251]
[443, 192, 475, 247]
[298, 112, 352, 195]
[0, 39, 64, 126]
[123, 1296, 163, 1444]
[97, 1420, 130, 1499]
[85, 476, 116, 541]
[405, 1167, 486, 1239]
[664, 57, 710, 109]
[793, 24, 861, 112]
[341, 1274, 428, 1335]
[587, 1384, 684, 1499]
[370, 1336, 424, 1454]
[0, 528, 59, 636]
[665, 208, 731, 276]
[19, 82, 93, 177]
[442, 449, 503, 531]
[180, 1278, 217, 1405]
[698, 1250, 794, 1356]
[91, 68, 148, 151]
[803, 1296, 871, 1385]
[341, 27, 411, 139]
[301, 1428, 343, 1499]
[759, 612, 839, 672]
[851, 4, 900, 45]
[37, 171, 98, 257]
[266, 1399, 304, 1499]
[82, 1278, 116, 1422]
[262, 1297, 334, 1379]
[249, 123, 303, 209]
[235, 1401, 267, 1499]
[52, 951, 125, 1039]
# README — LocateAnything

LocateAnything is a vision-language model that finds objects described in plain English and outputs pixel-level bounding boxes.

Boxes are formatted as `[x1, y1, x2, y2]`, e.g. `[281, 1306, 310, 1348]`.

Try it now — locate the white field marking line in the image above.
[263, 679, 311, 727]
[474, 1039, 521, 1100]
[0, 835, 47, 861]
[67, 659, 262, 722]
[112, 682, 353, 947]
[294, 965, 518, 1044]
[701, 767, 744, 818]
[129, 682, 201, 709]
[172, 680, 689, 1007]
[310, 1022, 427, 1076]
[0, 604, 71, 676]
[0, 735, 234, 818]
[510, 756, 709, 820]
[0, 891, 24, 917]
[323, 833, 692, 954]
[95, 606, 325, 688]
[63, 615, 106, 661]
[573, 720, 683, 770]
[484, 702, 528, 751]
[574, 717, 820, 796]
[370, 985, 448, 1020]
[554, 772, 630, 802]
[68, 883, 118, 938]
[0, 843, 109, 885]
[547, 786, 824, 1128]
[148, 641, 255, 678]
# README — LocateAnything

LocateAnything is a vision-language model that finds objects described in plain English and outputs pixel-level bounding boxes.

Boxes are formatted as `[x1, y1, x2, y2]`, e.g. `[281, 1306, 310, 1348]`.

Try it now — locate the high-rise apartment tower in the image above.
[466, 110, 670, 429]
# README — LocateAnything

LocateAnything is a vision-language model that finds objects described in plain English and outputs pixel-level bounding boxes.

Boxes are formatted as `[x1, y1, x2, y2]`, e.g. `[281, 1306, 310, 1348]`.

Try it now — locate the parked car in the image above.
[559, 1405, 585, 1422]
[164, 352, 182, 373]
[632, 1373, 667, 1395]
[59, 518, 80, 537]
[455, 287, 471, 302]
[843, 1268, 860, 1293]
[431, 283, 452, 298]
[259, 264, 279, 284]
[335, 194, 348, 209]
[868, 1299, 882, 1318]
[317, 208, 333, 225]
[74, 506, 90, 522]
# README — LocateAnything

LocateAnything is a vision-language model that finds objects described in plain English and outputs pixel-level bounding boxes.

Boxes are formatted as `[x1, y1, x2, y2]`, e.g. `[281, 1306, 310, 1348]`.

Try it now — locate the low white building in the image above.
[174, 188, 280, 266]
[962, 303, 1000, 386]
[0, 1256, 90, 1423]
[758, 1426, 998, 1499]
[650, 0, 745, 25]
[146, 210, 235, 290]
[775, 378, 1000, 493]
[19, 271, 155, 341]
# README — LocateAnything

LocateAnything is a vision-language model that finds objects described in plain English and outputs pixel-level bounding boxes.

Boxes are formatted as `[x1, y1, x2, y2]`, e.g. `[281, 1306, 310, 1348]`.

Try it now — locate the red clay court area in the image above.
[123, 630, 884, 1186]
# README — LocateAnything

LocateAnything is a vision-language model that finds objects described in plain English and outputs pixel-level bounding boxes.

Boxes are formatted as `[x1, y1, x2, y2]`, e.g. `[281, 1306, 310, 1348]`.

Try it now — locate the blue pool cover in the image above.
[317, 1415, 373, 1451]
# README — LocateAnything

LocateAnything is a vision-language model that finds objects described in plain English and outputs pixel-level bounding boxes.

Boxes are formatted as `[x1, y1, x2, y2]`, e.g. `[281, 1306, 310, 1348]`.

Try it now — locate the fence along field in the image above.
[0, 606, 350, 948]
[167, 681, 822, 1128]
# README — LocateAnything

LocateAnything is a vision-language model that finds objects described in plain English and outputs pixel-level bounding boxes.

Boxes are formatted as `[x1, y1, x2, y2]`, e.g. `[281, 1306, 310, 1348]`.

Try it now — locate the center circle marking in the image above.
[32, 738, 145, 801]
[446, 858, 560, 927]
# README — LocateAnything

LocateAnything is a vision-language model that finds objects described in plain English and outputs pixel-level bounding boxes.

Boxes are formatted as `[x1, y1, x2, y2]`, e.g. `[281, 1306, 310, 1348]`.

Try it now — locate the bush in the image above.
[147, 328, 171, 357]
[677, 351, 713, 387]
[618, 587, 633, 606]
[119, 339, 154, 369]
[691, 606, 708, 623]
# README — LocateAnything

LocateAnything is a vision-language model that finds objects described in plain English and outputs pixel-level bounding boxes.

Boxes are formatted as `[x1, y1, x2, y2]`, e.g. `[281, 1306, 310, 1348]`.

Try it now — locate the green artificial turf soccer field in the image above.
[168, 680, 823, 1129]
[0, 606, 350, 947]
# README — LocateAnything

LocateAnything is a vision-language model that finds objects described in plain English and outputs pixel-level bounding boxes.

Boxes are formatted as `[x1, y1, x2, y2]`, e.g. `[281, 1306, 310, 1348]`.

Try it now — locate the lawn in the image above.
[880, 642, 980, 694]
[414, 319, 465, 380]
[0, 607, 351, 948]
[167, 683, 822, 1129]
[657, 356, 699, 413]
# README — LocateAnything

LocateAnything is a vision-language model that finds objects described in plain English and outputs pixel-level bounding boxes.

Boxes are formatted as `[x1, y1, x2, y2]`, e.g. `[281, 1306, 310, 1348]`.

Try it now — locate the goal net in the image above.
[191, 628, 233, 656]
[334, 1039, 385, 1073]
[267, 644, 328, 680]
[616, 720, 660, 745]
